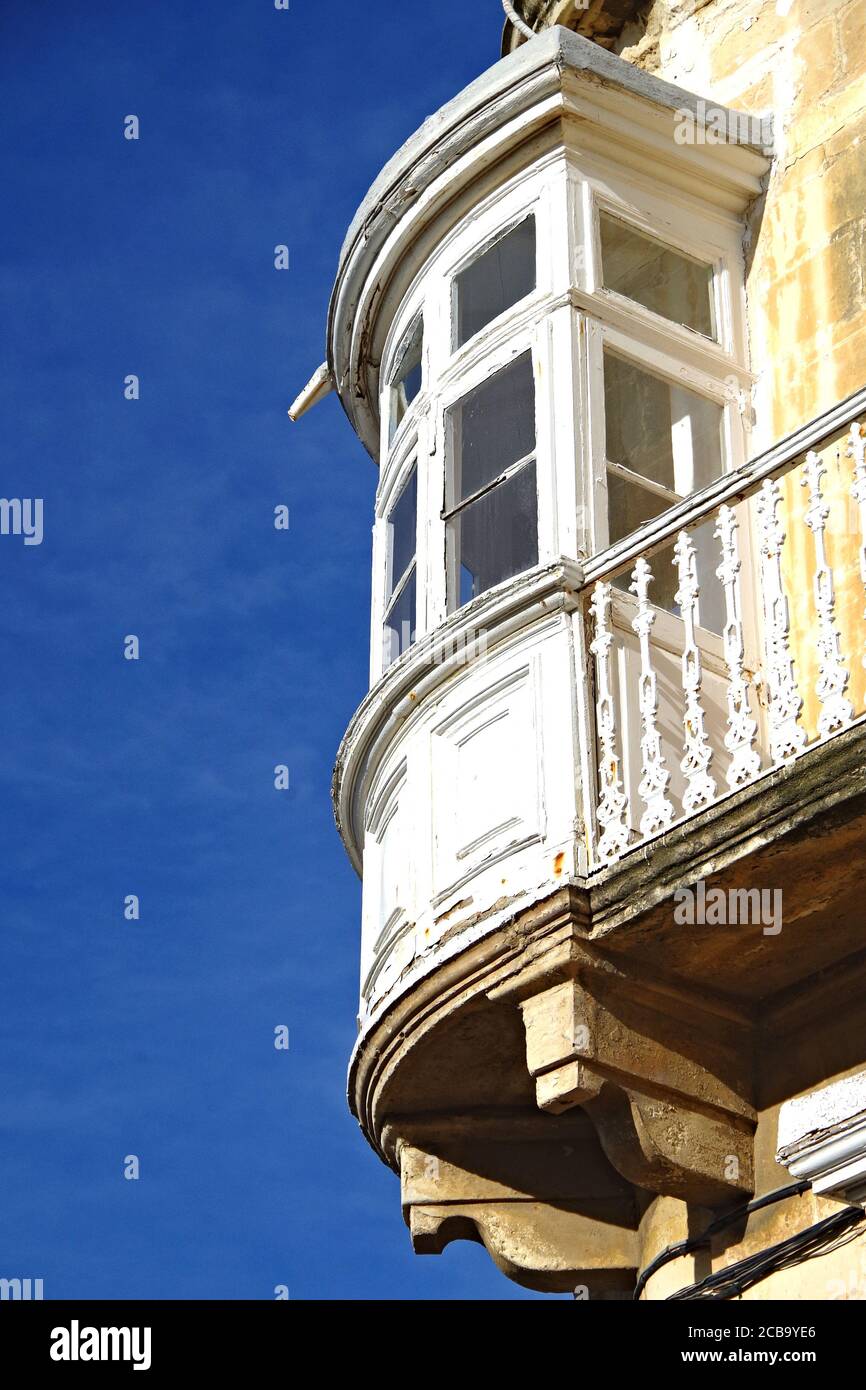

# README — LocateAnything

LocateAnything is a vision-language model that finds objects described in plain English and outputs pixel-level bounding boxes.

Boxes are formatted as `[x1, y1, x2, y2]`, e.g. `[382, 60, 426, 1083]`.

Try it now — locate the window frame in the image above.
[583, 183, 742, 358]
[440, 339, 540, 616]
[595, 207, 722, 347]
[380, 176, 557, 647]
[383, 461, 418, 651]
[432, 185, 551, 618]
[383, 310, 425, 453]
[450, 211, 539, 354]
[599, 341, 730, 536]
[585, 316, 744, 555]
[374, 426, 424, 682]
[375, 283, 431, 683]
[578, 184, 751, 567]
[442, 182, 549, 372]
[370, 158, 755, 681]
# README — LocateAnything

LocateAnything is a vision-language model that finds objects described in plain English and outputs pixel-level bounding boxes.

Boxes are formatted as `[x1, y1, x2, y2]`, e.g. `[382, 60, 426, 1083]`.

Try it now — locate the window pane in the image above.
[389, 318, 423, 443]
[383, 567, 416, 668]
[600, 213, 716, 339]
[386, 467, 417, 600]
[608, 472, 679, 613]
[449, 462, 537, 607]
[608, 472, 723, 633]
[455, 217, 536, 348]
[448, 352, 535, 506]
[607, 469, 671, 549]
[604, 351, 723, 496]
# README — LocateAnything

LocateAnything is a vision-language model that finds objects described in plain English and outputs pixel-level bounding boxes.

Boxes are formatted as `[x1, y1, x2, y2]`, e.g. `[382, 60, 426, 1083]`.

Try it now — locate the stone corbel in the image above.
[495, 946, 756, 1208]
[387, 1113, 640, 1297]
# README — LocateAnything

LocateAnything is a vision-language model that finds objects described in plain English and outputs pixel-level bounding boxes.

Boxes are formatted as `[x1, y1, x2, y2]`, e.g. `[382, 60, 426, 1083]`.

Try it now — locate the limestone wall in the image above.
[616, 1, 866, 754]
[611, 0, 866, 1300]
[618, 0, 864, 436]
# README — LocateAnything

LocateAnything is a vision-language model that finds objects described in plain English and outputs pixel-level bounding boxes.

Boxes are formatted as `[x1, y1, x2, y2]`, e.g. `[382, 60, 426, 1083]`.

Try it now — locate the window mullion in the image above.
[605, 458, 682, 506]
[442, 451, 535, 521]
[385, 559, 416, 617]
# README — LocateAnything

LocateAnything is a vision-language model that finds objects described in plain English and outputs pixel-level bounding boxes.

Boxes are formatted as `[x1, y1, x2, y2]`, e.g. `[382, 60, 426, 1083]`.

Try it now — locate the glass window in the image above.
[447, 353, 535, 507]
[445, 352, 538, 610]
[383, 569, 417, 670]
[383, 466, 417, 668]
[455, 217, 536, 349]
[600, 213, 716, 340]
[453, 464, 538, 607]
[603, 351, 724, 631]
[388, 318, 423, 443]
[604, 352, 723, 498]
[387, 467, 416, 595]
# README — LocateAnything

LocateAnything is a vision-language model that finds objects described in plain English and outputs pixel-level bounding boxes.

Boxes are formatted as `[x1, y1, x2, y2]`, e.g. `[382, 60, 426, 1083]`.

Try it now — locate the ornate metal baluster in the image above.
[673, 531, 718, 813]
[802, 451, 853, 736]
[849, 422, 866, 669]
[630, 557, 675, 836]
[715, 505, 761, 788]
[589, 583, 631, 863]
[756, 477, 807, 762]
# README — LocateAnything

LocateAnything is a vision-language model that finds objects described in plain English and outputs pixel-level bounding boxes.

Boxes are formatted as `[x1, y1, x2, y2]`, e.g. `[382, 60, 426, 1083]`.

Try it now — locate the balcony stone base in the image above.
[350, 726, 866, 1293]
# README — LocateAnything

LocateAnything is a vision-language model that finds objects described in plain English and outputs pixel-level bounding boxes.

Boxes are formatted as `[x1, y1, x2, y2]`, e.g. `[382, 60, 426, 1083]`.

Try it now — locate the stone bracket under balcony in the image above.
[386, 1110, 640, 1297]
[349, 720, 866, 1291]
[491, 939, 756, 1207]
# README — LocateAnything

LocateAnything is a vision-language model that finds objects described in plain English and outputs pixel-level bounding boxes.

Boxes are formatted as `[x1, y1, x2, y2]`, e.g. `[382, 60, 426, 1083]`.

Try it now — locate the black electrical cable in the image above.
[668, 1203, 866, 1300]
[633, 1178, 811, 1301]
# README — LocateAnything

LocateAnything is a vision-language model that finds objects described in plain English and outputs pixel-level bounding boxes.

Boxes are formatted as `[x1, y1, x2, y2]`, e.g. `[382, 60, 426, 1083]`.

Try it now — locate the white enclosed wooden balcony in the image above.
[319, 28, 866, 1029]
[310, 24, 866, 1291]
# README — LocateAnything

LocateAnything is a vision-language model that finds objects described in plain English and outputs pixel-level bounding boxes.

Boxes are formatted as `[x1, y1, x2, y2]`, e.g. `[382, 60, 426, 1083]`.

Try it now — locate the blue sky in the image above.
[0, 0, 562, 1299]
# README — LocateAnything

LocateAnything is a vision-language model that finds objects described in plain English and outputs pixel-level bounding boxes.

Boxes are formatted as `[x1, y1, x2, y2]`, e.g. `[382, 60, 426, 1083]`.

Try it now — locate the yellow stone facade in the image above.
[620, 0, 866, 738]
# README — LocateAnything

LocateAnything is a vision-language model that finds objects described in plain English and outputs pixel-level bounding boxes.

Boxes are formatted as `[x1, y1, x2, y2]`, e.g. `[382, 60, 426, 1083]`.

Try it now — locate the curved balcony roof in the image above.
[322, 26, 772, 461]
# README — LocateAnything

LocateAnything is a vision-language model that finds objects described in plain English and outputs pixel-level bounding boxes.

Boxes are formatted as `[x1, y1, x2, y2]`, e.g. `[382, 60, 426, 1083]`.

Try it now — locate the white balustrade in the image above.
[630, 556, 676, 838]
[585, 413, 866, 867]
[755, 476, 808, 762]
[674, 530, 718, 813]
[849, 423, 866, 670]
[715, 504, 762, 789]
[802, 451, 853, 736]
[589, 582, 631, 863]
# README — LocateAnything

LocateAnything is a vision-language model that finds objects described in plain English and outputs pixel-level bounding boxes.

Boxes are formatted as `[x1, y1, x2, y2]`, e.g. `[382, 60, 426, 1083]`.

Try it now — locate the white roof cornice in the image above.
[325, 26, 773, 457]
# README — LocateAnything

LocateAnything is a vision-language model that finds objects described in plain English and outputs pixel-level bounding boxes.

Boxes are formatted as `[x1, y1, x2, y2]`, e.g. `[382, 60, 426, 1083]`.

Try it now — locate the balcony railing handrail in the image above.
[582, 383, 866, 589]
[581, 383, 866, 869]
